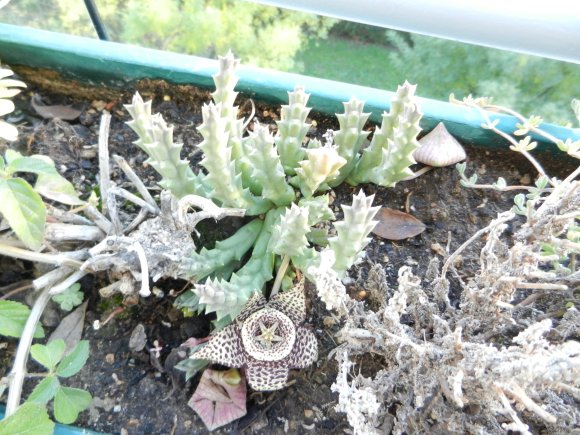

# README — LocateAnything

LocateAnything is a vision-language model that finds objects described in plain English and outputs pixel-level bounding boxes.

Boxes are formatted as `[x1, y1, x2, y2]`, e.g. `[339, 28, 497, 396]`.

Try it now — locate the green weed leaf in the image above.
[26, 376, 60, 404]
[53, 387, 92, 424]
[51, 284, 84, 311]
[0, 300, 44, 339]
[0, 178, 46, 250]
[56, 340, 89, 378]
[6, 155, 55, 176]
[0, 402, 54, 435]
[30, 339, 66, 371]
[34, 172, 84, 206]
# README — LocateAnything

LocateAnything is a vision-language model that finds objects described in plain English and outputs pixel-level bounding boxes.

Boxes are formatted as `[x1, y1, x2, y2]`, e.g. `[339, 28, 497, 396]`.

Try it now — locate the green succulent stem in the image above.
[182, 218, 264, 281]
[348, 82, 422, 187]
[245, 124, 295, 206]
[197, 102, 271, 215]
[329, 191, 379, 277]
[125, 93, 205, 198]
[329, 97, 371, 187]
[275, 86, 311, 175]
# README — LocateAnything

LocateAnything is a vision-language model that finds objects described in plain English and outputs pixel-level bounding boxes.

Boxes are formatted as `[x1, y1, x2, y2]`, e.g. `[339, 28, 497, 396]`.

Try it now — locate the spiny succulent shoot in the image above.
[125, 52, 423, 325]
[191, 282, 317, 391]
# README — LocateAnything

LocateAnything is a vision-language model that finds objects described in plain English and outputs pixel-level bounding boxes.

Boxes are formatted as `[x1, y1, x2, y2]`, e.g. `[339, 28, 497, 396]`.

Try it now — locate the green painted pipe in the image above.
[0, 23, 578, 151]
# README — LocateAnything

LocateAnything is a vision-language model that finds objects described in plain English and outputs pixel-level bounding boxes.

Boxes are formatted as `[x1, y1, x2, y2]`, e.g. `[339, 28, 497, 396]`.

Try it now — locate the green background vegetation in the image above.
[1, 1, 578, 124]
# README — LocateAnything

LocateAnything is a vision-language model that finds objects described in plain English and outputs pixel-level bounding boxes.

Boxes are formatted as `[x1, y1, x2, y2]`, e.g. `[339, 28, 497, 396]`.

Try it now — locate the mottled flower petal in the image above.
[191, 324, 246, 367]
[236, 291, 267, 322]
[188, 368, 247, 431]
[246, 360, 290, 391]
[287, 328, 318, 369]
[269, 280, 306, 324]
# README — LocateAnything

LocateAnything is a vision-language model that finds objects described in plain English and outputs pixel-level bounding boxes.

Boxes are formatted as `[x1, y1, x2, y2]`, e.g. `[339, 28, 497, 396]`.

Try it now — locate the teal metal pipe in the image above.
[0, 23, 578, 151]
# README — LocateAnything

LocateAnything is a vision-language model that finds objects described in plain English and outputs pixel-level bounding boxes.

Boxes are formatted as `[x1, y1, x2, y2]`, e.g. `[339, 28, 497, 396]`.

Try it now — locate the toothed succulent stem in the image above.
[275, 86, 311, 175]
[198, 103, 271, 214]
[269, 203, 310, 258]
[245, 123, 295, 206]
[329, 191, 379, 277]
[348, 82, 422, 187]
[193, 208, 283, 322]
[329, 98, 370, 187]
[125, 93, 205, 198]
[182, 218, 263, 281]
[292, 146, 347, 198]
[211, 51, 240, 130]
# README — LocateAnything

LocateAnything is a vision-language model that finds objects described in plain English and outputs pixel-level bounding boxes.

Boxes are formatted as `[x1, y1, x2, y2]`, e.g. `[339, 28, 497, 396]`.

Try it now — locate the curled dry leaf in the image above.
[31, 94, 82, 120]
[188, 368, 247, 431]
[372, 207, 426, 240]
[48, 301, 87, 353]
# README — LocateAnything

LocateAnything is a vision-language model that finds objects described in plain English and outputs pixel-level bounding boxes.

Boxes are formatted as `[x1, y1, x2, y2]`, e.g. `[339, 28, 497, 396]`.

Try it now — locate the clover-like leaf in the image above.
[0, 300, 44, 339]
[53, 386, 92, 424]
[31, 339, 66, 371]
[0, 178, 46, 250]
[56, 340, 89, 378]
[0, 402, 54, 435]
[27, 375, 60, 404]
[52, 283, 84, 311]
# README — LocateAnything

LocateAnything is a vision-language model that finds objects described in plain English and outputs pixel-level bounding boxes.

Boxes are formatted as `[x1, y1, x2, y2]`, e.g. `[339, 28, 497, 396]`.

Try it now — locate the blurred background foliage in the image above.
[1, 1, 578, 124]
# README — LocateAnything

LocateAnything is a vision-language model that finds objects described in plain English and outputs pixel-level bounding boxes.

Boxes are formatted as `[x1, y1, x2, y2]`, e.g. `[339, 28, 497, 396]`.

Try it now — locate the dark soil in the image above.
[1, 68, 577, 434]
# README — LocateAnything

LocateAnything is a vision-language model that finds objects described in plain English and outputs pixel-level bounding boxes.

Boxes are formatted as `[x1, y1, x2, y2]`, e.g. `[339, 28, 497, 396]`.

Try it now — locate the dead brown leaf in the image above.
[31, 94, 82, 120]
[48, 300, 87, 353]
[372, 207, 426, 240]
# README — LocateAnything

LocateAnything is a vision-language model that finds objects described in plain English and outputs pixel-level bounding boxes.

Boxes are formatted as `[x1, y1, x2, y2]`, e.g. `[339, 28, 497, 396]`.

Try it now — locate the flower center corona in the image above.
[241, 308, 296, 361]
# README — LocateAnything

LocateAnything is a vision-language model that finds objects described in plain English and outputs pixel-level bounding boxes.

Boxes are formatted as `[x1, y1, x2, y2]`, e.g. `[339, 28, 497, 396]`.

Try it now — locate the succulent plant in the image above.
[190, 281, 317, 391]
[125, 52, 423, 326]
[0, 65, 26, 142]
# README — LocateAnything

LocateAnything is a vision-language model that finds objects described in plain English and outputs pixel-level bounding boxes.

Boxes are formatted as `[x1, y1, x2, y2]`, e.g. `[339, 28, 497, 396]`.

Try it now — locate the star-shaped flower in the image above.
[190, 280, 318, 391]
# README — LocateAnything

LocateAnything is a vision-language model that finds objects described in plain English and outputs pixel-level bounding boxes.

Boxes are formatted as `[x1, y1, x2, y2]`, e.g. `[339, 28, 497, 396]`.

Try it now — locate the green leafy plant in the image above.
[0, 340, 91, 433]
[125, 52, 423, 325]
[25, 339, 92, 424]
[51, 283, 84, 311]
[0, 402, 54, 435]
[0, 300, 44, 339]
[0, 150, 84, 250]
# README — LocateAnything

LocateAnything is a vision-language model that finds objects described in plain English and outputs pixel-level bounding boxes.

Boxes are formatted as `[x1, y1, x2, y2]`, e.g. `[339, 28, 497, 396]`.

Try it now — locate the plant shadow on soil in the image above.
[1, 70, 577, 434]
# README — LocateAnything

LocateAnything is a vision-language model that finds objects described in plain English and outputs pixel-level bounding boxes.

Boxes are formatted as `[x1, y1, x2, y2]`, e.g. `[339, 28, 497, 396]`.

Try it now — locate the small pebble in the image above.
[105, 353, 115, 364]
[113, 405, 122, 413]
[80, 159, 93, 169]
[304, 409, 314, 419]
[322, 317, 335, 328]
[520, 173, 532, 184]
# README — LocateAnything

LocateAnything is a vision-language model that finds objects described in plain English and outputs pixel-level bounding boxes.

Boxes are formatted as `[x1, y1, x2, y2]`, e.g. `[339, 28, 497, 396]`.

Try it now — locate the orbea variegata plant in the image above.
[125, 52, 423, 325]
